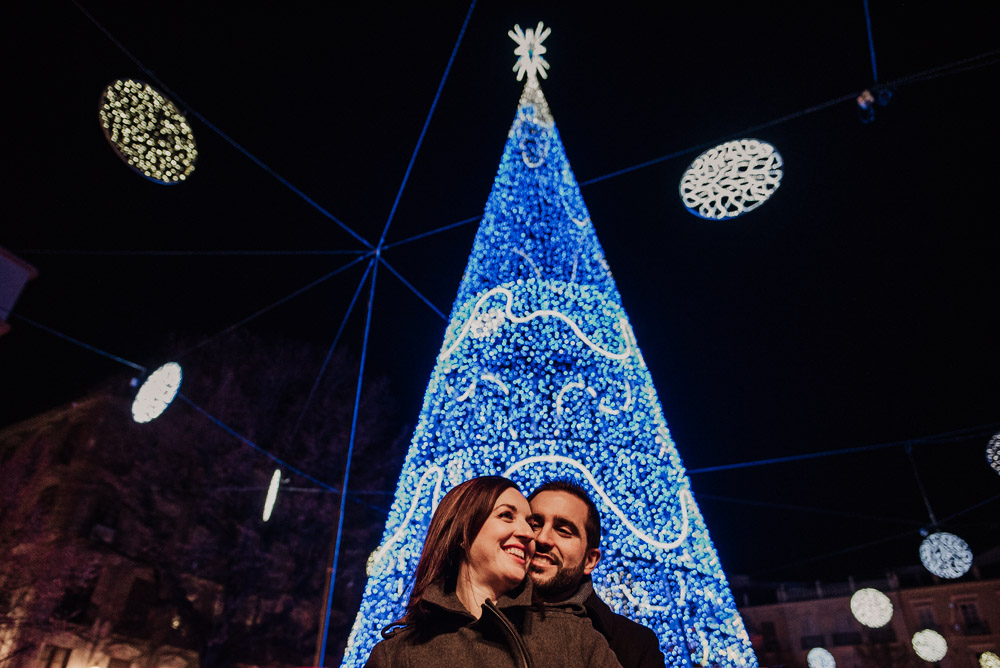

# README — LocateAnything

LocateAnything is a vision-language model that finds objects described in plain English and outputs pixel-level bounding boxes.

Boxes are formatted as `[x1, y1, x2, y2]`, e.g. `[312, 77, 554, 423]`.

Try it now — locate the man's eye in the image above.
[557, 526, 573, 536]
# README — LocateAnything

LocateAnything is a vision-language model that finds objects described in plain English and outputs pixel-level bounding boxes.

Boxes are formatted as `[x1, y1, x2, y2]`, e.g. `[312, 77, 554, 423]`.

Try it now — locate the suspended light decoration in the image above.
[131, 362, 182, 423]
[919, 531, 973, 578]
[806, 647, 836, 668]
[262, 469, 281, 522]
[99, 79, 197, 184]
[679, 139, 783, 220]
[911, 629, 947, 662]
[987, 431, 1000, 475]
[850, 588, 893, 628]
[981, 651, 1000, 668]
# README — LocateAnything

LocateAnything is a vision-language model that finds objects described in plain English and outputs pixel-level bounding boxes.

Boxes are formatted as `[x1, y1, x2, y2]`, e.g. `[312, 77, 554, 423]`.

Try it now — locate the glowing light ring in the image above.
[131, 362, 182, 423]
[517, 118, 551, 168]
[440, 286, 632, 362]
[99, 79, 197, 184]
[987, 432, 1000, 474]
[919, 531, 973, 579]
[262, 469, 281, 522]
[456, 379, 477, 402]
[806, 648, 836, 668]
[480, 373, 510, 395]
[980, 651, 1000, 668]
[556, 377, 587, 415]
[679, 139, 783, 220]
[367, 465, 445, 576]
[509, 22, 551, 81]
[514, 248, 544, 279]
[912, 629, 947, 662]
[598, 401, 620, 416]
[503, 454, 692, 550]
[850, 588, 893, 628]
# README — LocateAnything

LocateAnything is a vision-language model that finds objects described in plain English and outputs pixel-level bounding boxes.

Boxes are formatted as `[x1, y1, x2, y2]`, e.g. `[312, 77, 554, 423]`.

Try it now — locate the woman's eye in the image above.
[499, 510, 513, 519]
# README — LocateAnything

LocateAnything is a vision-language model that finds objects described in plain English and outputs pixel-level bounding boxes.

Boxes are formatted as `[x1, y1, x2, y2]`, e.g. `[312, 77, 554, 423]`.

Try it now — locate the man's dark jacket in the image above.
[581, 580, 667, 668]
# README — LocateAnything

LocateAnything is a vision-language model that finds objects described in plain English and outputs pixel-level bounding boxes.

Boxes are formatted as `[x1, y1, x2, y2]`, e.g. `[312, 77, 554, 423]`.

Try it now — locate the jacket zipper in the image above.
[483, 599, 534, 668]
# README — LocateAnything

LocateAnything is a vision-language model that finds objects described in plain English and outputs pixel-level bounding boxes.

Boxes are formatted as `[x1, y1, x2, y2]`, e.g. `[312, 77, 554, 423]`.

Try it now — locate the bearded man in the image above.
[527, 480, 666, 668]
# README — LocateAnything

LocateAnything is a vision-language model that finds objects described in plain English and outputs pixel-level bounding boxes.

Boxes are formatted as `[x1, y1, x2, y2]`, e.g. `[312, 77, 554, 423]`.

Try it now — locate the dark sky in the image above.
[3, 1, 1000, 582]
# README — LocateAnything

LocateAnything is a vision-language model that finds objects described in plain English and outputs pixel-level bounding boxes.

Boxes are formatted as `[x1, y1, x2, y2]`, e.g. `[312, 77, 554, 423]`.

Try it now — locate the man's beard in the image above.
[531, 557, 587, 599]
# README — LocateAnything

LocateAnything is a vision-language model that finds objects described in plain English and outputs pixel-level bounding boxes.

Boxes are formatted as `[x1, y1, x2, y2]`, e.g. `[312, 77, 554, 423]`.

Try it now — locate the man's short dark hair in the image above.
[528, 479, 602, 552]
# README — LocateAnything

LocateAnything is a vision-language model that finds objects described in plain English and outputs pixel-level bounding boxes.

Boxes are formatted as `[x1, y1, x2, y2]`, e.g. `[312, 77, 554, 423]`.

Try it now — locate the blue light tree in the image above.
[341, 35, 757, 667]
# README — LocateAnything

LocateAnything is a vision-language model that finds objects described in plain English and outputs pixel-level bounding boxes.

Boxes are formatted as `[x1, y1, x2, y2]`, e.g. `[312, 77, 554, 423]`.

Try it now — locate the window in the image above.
[759, 621, 780, 653]
[916, 605, 936, 630]
[116, 578, 156, 635]
[38, 646, 71, 668]
[801, 634, 825, 650]
[957, 599, 990, 635]
[832, 631, 862, 646]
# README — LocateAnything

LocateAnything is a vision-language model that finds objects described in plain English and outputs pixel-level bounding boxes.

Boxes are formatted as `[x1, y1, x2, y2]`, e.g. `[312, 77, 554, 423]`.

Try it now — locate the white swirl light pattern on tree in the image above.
[981, 651, 1000, 668]
[919, 531, 973, 578]
[912, 629, 947, 662]
[99, 79, 197, 184]
[679, 139, 783, 220]
[987, 431, 1000, 474]
[131, 362, 182, 423]
[806, 647, 836, 668]
[850, 588, 893, 628]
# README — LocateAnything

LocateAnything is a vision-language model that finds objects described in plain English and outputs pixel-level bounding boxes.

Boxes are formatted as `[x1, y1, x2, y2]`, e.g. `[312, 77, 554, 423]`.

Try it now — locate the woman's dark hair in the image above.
[396, 475, 518, 628]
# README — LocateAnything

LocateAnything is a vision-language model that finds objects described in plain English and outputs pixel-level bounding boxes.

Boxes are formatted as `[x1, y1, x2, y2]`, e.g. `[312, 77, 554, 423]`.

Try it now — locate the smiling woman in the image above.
[364, 476, 622, 667]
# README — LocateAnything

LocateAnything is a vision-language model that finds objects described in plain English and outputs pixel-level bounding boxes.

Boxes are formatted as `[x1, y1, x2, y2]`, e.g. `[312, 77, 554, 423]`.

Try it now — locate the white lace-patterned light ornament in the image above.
[806, 647, 836, 668]
[919, 531, 973, 578]
[99, 79, 197, 184]
[262, 469, 281, 522]
[981, 651, 1000, 668]
[131, 362, 182, 423]
[679, 139, 783, 220]
[850, 588, 893, 628]
[469, 307, 506, 339]
[912, 629, 947, 662]
[987, 431, 1000, 474]
[509, 22, 551, 81]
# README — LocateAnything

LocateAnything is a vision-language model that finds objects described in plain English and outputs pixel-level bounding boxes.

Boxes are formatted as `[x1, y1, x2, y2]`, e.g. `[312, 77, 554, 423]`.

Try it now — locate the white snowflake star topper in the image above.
[509, 22, 551, 81]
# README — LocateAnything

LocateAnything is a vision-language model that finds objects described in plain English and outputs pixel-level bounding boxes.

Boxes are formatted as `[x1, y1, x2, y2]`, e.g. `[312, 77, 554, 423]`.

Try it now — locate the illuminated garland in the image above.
[341, 76, 755, 668]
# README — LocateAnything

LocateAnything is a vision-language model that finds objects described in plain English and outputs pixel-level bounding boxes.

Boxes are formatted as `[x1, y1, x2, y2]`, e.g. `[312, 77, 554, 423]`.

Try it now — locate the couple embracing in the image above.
[365, 476, 666, 667]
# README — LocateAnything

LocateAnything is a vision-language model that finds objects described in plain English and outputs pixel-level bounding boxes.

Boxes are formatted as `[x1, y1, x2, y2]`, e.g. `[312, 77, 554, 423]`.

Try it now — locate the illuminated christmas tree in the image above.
[341, 24, 757, 668]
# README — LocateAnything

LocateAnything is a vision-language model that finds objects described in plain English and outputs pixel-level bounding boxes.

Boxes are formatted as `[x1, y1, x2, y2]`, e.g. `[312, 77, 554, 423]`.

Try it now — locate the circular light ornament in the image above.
[981, 652, 1000, 668]
[132, 362, 183, 423]
[912, 629, 947, 662]
[806, 647, 836, 668]
[919, 531, 973, 578]
[679, 139, 783, 220]
[850, 588, 893, 628]
[99, 79, 197, 184]
[987, 431, 1000, 475]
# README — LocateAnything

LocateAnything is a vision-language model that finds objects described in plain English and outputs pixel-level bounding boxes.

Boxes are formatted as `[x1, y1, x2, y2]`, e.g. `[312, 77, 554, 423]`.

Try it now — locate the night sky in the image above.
[3, 2, 1000, 583]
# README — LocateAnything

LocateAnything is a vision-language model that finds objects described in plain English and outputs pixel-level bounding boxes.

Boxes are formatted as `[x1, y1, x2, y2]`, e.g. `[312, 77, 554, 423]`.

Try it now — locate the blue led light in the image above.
[341, 79, 758, 667]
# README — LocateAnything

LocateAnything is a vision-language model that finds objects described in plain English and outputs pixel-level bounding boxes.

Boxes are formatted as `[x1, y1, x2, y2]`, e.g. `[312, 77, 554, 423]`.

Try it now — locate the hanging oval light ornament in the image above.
[912, 629, 947, 662]
[850, 588, 893, 628]
[679, 139, 783, 220]
[980, 651, 1000, 668]
[806, 647, 836, 668]
[131, 362, 183, 423]
[919, 531, 973, 578]
[987, 431, 1000, 475]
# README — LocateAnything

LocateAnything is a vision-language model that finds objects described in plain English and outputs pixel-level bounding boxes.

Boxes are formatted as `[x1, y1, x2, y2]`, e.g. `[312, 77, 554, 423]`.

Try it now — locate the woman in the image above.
[365, 476, 622, 667]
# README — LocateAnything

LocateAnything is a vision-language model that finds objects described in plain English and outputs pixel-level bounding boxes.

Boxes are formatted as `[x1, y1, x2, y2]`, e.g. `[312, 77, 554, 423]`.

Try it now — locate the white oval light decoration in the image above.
[987, 431, 1000, 475]
[850, 588, 893, 628]
[981, 651, 1000, 668]
[919, 531, 973, 578]
[262, 469, 281, 522]
[806, 647, 836, 668]
[99, 79, 197, 184]
[131, 362, 183, 423]
[679, 138, 783, 220]
[912, 629, 947, 662]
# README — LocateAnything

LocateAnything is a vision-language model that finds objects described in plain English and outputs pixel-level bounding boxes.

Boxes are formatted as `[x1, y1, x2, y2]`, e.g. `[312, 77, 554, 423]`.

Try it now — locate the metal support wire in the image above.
[863, 0, 880, 84]
[905, 443, 938, 527]
[318, 258, 379, 667]
[379, 256, 447, 321]
[377, 0, 478, 248]
[381, 215, 481, 251]
[71, 0, 372, 250]
[13, 249, 367, 257]
[13, 314, 146, 373]
[287, 258, 375, 447]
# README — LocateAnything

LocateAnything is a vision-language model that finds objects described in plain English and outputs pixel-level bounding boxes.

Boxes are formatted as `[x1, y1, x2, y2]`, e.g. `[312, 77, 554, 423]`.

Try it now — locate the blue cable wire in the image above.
[14, 249, 366, 257]
[71, 0, 372, 250]
[377, 0, 478, 248]
[287, 258, 375, 447]
[14, 314, 146, 373]
[319, 259, 379, 666]
[381, 215, 481, 251]
[863, 0, 879, 84]
[379, 256, 447, 321]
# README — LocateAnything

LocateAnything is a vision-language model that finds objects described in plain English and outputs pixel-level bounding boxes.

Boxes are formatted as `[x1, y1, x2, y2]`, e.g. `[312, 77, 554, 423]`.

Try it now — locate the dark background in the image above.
[3, 1, 999, 583]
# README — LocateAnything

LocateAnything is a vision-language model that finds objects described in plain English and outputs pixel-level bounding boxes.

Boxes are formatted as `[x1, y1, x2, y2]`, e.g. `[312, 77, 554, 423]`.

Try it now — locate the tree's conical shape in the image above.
[341, 78, 757, 667]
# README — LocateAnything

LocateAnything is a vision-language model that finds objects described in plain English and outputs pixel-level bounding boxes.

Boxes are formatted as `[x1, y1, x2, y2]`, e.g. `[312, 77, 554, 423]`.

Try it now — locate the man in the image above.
[527, 480, 667, 668]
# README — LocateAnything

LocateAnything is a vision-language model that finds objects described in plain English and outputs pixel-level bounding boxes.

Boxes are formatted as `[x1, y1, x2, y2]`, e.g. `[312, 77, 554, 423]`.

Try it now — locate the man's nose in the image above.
[534, 525, 556, 547]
